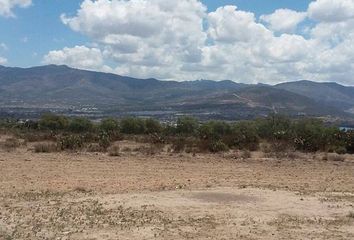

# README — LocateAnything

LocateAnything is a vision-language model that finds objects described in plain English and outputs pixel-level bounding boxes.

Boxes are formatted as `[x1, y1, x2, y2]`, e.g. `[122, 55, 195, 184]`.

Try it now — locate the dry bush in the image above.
[108, 145, 120, 156]
[136, 144, 164, 156]
[21, 132, 56, 142]
[261, 141, 300, 160]
[121, 146, 132, 152]
[326, 153, 346, 162]
[34, 142, 58, 153]
[1, 137, 21, 151]
[87, 143, 104, 153]
[347, 212, 354, 219]
[241, 150, 251, 159]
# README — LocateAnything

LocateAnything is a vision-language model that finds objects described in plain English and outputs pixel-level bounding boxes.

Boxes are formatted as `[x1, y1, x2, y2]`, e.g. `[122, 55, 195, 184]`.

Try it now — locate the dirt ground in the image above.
[1, 139, 354, 240]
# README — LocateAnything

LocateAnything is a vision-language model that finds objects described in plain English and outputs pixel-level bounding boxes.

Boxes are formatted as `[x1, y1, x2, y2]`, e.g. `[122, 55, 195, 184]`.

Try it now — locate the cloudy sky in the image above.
[0, 0, 354, 85]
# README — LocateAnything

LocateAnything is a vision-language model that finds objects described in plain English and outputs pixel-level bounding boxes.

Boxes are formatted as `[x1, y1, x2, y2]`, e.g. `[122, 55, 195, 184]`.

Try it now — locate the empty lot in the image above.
[1, 142, 354, 239]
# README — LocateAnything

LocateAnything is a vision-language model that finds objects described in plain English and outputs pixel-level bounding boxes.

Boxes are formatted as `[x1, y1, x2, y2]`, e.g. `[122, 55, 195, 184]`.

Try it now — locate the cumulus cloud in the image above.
[0, 0, 31, 17]
[43, 45, 107, 71]
[43, 0, 354, 84]
[260, 9, 307, 33]
[308, 0, 354, 22]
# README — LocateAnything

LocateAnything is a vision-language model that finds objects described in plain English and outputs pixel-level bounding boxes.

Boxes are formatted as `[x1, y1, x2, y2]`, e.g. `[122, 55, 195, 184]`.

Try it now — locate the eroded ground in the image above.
[1, 140, 354, 239]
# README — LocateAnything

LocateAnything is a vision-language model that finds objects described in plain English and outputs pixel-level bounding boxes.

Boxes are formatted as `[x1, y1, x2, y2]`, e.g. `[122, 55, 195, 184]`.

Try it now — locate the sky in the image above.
[0, 0, 354, 85]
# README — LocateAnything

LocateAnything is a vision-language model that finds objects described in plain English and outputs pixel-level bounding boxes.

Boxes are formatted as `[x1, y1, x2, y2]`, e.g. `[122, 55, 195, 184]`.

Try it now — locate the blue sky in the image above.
[0, 0, 353, 85]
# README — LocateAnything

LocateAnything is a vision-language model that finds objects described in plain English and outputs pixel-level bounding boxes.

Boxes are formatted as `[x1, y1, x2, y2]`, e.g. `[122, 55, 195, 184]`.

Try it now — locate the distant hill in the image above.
[275, 80, 354, 111]
[0, 65, 352, 120]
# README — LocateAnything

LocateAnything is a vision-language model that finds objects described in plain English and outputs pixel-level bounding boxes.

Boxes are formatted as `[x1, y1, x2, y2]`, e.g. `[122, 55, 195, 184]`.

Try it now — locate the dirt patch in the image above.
[190, 191, 259, 203]
[1, 143, 354, 239]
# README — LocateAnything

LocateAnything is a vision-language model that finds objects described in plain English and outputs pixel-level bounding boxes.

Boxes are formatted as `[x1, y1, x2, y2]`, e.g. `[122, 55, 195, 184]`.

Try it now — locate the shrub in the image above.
[343, 130, 354, 154]
[21, 131, 56, 142]
[1, 138, 21, 151]
[68, 117, 93, 133]
[57, 135, 84, 151]
[241, 150, 251, 159]
[108, 145, 120, 156]
[98, 131, 111, 150]
[175, 117, 199, 136]
[39, 113, 69, 131]
[208, 140, 229, 153]
[145, 118, 163, 134]
[170, 137, 187, 153]
[225, 121, 259, 151]
[199, 121, 231, 141]
[34, 143, 58, 153]
[136, 144, 164, 155]
[255, 115, 293, 141]
[100, 118, 121, 141]
[87, 143, 104, 152]
[100, 118, 119, 132]
[120, 117, 146, 134]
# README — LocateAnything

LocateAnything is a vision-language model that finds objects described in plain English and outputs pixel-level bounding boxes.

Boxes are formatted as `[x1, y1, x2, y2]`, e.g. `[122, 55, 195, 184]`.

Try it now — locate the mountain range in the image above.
[0, 65, 353, 120]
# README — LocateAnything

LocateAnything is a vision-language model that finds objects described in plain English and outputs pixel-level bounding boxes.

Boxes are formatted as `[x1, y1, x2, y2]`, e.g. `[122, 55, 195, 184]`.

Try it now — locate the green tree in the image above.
[120, 117, 146, 134]
[176, 117, 199, 136]
[68, 117, 93, 133]
[39, 113, 69, 131]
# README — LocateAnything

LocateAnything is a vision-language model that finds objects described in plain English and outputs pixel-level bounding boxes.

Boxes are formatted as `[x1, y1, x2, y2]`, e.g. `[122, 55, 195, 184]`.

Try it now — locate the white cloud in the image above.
[43, 0, 354, 85]
[260, 9, 307, 33]
[208, 6, 271, 43]
[308, 0, 354, 22]
[43, 45, 107, 71]
[0, 0, 31, 17]
[0, 56, 7, 64]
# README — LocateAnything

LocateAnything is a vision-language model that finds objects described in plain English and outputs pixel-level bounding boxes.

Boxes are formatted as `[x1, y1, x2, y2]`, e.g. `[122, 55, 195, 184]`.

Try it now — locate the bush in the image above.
[241, 150, 251, 159]
[136, 144, 164, 155]
[100, 118, 121, 141]
[68, 117, 93, 133]
[175, 117, 199, 136]
[98, 131, 111, 150]
[87, 143, 104, 152]
[199, 121, 231, 141]
[225, 121, 259, 151]
[1, 138, 21, 151]
[343, 131, 354, 154]
[39, 113, 69, 131]
[208, 140, 229, 153]
[100, 118, 119, 132]
[255, 115, 293, 141]
[21, 131, 56, 142]
[34, 143, 58, 153]
[145, 118, 163, 134]
[170, 137, 187, 153]
[57, 135, 84, 151]
[120, 117, 146, 134]
[108, 145, 120, 156]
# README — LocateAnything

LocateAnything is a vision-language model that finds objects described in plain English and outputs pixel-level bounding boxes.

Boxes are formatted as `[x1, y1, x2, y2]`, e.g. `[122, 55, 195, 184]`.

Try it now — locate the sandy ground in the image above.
[0, 139, 354, 239]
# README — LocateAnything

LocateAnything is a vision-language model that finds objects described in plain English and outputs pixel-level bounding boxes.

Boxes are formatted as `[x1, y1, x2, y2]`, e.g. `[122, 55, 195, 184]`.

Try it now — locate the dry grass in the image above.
[34, 142, 58, 153]
[87, 143, 104, 153]
[1, 137, 22, 152]
[326, 153, 346, 162]
[108, 144, 120, 156]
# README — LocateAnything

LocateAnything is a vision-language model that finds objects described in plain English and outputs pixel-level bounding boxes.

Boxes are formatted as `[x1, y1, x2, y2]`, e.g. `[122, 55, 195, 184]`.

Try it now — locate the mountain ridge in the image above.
[0, 65, 353, 120]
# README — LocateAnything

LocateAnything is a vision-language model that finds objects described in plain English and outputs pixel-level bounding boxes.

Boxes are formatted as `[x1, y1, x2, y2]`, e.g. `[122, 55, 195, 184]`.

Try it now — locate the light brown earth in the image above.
[1, 138, 354, 240]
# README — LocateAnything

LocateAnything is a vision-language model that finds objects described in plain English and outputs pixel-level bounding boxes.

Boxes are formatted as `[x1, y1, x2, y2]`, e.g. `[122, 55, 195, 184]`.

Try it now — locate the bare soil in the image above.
[1, 139, 354, 239]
